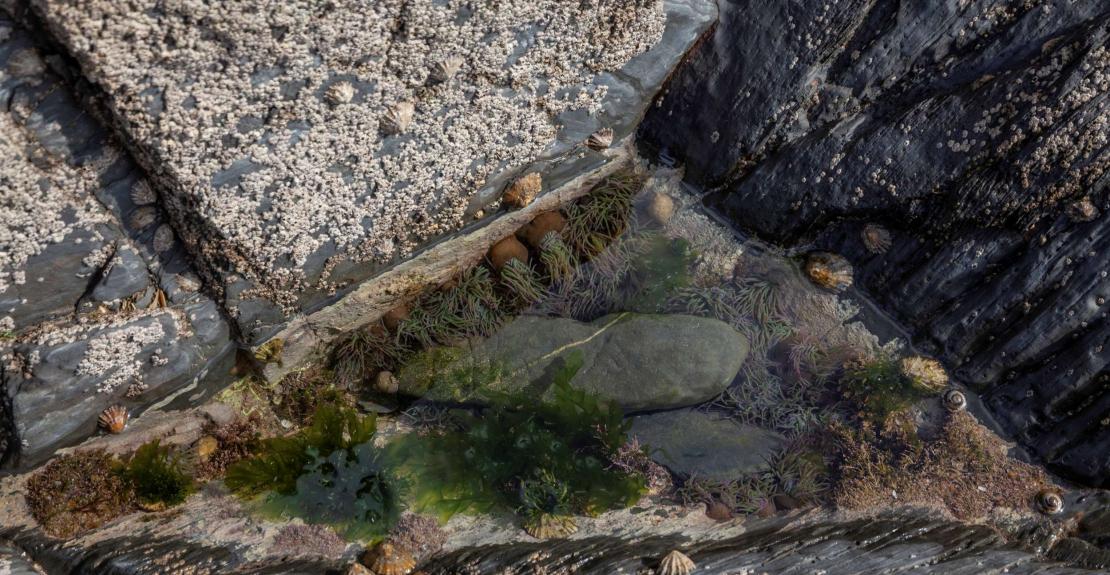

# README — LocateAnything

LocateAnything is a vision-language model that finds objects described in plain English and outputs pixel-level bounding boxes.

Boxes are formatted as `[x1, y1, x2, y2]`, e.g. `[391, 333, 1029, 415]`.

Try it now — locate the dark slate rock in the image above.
[638, 0, 1110, 487]
[630, 409, 786, 480]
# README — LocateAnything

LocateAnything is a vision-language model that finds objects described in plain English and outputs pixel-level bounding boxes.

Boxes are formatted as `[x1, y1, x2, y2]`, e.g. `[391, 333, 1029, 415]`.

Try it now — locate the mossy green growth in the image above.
[123, 440, 194, 508]
[225, 404, 402, 540]
[387, 352, 645, 522]
[624, 235, 693, 313]
[840, 356, 929, 423]
[396, 346, 509, 402]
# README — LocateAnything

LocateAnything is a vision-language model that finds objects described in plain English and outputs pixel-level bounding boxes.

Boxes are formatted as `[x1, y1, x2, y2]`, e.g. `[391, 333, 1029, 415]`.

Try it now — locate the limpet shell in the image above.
[360, 542, 415, 575]
[586, 127, 614, 150]
[804, 252, 853, 291]
[656, 549, 696, 575]
[861, 223, 892, 254]
[98, 404, 129, 434]
[381, 102, 415, 135]
[522, 513, 578, 539]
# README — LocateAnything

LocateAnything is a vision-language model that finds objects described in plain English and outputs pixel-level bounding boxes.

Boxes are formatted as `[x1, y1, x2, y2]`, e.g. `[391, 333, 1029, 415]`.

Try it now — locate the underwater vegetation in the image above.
[225, 404, 402, 540]
[563, 168, 643, 256]
[840, 354, 944, 424]
[831, 411, 1053, 520]
[676, 446, 828, 519]
[329, 325, 412, 389]
[193, 417, 261, 481]
[387, 352, 646, 532]
[274, 367, 355, 426]
[396, 346, 507, 402]
[123, 439, 195, 510]
[397, 266, 505, 347]
[25, 450, 134, 538]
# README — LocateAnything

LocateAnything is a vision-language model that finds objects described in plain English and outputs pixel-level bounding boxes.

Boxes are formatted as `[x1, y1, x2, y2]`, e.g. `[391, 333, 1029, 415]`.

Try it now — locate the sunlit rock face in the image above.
[29, 0, 668, 344]
[0, 14, 232, 469]
[639, 0, 1109, 486]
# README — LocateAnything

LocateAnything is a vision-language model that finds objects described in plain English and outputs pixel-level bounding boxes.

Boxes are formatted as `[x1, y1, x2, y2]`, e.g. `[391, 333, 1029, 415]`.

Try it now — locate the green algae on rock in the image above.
[387, 360, 646, 525]
[124, 439, 195, 510]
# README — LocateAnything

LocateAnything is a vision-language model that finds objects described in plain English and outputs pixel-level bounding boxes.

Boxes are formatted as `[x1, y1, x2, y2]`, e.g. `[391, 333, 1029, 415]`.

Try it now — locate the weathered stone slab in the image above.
[28, 0, 686, 345]
[0, 16, 231, 468]
[630, 409, 785, 481]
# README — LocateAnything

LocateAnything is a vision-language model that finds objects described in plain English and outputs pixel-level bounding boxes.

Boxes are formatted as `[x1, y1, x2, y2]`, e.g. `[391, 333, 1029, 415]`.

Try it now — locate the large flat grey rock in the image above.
[630, 409, 786, 481]
[405, 313, 747, 413]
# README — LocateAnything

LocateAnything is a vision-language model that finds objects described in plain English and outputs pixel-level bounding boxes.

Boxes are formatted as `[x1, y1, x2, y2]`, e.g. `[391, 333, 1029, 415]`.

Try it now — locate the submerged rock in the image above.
[629, 409, 786, 481]
[408, 314, 747, 412]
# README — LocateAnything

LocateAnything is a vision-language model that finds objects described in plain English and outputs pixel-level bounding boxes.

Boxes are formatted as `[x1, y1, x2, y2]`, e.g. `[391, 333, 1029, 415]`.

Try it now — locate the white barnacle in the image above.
[381, 101, 415, 135]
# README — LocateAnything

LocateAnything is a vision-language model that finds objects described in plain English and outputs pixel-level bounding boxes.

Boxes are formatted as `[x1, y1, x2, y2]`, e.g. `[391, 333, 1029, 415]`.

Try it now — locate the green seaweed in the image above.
[623, 235, 693, 313]
[225, 404, 400, 540]
[840, 356, 928, 423]
[387, 351, 644, 522]
[124, 440, 194, 508]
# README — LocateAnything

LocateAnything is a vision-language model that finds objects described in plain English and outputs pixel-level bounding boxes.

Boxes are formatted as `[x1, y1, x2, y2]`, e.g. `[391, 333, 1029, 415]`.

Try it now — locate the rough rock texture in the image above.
[638, 0, 1110, 486]
[0, 14, 231, 469]
[630, 409, 786, 480]
[421, 313, 747, 412]
[27, 0, 669, 344]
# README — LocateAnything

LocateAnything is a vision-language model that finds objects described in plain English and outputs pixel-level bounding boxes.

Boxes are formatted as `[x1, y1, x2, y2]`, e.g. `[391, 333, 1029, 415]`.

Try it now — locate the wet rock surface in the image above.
[630, 409, 785, 480]
[427, 313, 747, 412]
[0, 14, 231, 469]
[23, 0, 679, 345]
[639, 0, 1110, 486]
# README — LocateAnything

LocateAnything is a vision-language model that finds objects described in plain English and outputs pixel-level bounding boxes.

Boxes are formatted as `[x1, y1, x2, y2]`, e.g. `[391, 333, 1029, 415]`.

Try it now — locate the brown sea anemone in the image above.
[518, 211, 566, 249]
[503, 173, 542, 208]
[382, 302, 411, 331]
[861, 223, 892, 254]
[803, 252, 853, 291]
[488, 236, 529, 270]
[900, 356, 948, 393]
[360, 542, 416, 575]
[98, 405, 129, 434]
[522, 513, 578, 539]
[375, 370, 399, 394]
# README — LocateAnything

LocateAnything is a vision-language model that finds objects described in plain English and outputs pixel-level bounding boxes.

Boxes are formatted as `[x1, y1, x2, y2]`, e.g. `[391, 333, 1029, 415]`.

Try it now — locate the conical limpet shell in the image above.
[381, 102, 415, 135]
[130, 180, 156, 206]
[804, 251, 853, 291]
[586, 127, 614, 150]
[656, 549, 695, 575]
[360, 542, 415, 575]
[861, 223, 892, 254]
[325, 81, 356, 106]
[98, 404, 129, 434]
[129, 206, 159, 230]
[430, 56, 463, 83]
[522, 513, 578, 539]
[1066, 197, 1099, 223]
